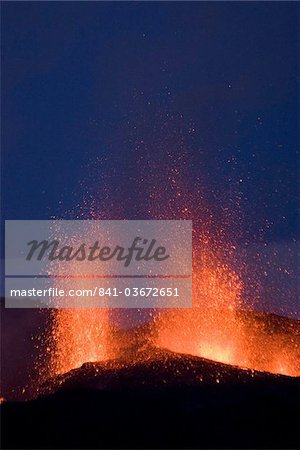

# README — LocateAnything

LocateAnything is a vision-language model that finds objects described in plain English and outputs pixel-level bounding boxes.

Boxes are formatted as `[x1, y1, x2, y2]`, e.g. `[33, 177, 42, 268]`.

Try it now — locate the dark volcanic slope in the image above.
[39, 346, 295, 394]
[1, 348, 299, 449]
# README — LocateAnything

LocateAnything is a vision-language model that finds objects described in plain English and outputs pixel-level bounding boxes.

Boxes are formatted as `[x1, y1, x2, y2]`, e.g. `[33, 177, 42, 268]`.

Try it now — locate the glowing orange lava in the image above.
[41, 168, 299, 379]
[46, 225, 113, 376]
[43, 221, 299, 379]
[46, 229, 298, 378]
[49, 309, 110, 375]
[155, 246, 300, 376]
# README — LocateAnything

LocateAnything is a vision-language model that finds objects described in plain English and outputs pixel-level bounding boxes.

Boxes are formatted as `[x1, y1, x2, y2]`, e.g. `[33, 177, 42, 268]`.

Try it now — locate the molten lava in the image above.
[46, 226, 113, 376]
[155, 247, 300, 376]
[48, 309, 110, 375]
[41, 221, 299, 380]
[44, 241, 299, 379]
[40, 150, 299, 381]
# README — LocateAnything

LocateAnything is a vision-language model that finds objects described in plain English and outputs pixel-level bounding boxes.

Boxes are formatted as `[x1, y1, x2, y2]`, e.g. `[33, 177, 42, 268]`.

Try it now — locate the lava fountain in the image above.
[40, 135, 299, 380]
[45, 222, 113, 377]
[48, 309, 110, 375]
[136, 142, 299, 377]
[155, 242, 300, 376]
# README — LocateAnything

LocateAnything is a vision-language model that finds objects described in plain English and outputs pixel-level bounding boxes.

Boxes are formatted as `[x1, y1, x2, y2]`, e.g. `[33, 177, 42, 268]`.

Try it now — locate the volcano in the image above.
[1, 311, 299, 449]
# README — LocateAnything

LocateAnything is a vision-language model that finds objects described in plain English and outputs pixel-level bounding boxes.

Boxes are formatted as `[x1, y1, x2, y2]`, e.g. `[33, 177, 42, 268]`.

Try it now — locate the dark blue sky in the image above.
[2, 2, 298, 243]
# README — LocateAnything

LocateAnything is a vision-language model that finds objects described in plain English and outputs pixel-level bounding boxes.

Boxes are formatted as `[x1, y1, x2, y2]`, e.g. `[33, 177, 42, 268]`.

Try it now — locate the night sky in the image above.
[2, 1, 297, 236]
[1, 2, 299, 314]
